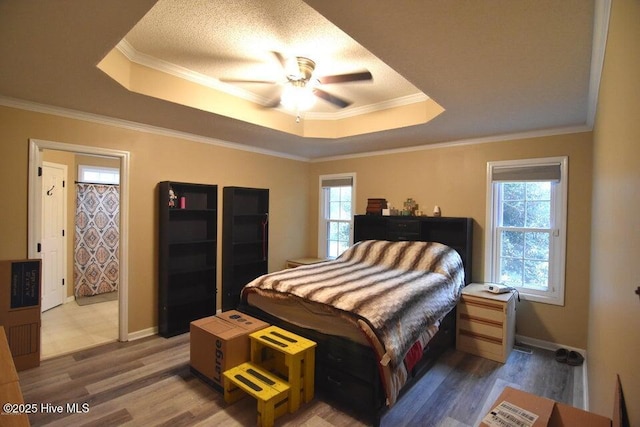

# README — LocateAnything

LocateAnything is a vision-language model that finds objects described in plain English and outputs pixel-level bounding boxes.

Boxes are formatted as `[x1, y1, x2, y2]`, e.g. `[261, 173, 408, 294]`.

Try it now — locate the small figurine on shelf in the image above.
[403, 198, 418, 216]
[168, 187, 177, 208]
[433, 205, 442, 217]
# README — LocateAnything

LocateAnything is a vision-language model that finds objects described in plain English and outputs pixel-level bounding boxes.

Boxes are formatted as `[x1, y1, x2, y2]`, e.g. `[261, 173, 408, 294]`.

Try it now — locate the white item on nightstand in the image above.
[483, 283, 513, 294]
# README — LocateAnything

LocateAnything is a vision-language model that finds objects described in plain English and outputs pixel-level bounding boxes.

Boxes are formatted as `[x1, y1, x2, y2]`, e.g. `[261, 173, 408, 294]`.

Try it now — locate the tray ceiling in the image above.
[0, 0, 599, 159]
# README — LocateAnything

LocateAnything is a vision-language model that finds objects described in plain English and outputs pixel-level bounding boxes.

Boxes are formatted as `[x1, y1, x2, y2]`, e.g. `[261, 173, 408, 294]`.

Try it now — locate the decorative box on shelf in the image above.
[366, 198, 387, 215]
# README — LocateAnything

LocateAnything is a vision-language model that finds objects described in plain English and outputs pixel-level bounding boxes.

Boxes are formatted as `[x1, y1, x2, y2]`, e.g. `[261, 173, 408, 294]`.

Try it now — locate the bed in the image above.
[238, 215, 473, 422]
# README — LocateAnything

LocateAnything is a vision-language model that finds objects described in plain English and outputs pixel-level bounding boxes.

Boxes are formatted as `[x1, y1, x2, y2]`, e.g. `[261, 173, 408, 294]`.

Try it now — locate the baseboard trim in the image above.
[516, 334, 589, 410]
[127, 327, 158, 342]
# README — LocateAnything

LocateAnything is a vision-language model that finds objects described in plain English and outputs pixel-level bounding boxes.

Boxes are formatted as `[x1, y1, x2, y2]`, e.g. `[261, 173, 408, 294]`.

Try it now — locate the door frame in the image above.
[41, 161, 68, 311]
[28, 138, 130, 342]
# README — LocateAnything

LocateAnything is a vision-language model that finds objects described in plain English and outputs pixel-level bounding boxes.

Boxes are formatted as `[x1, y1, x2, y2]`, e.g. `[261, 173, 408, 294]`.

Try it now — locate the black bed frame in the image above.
[238, 215, 473, 424]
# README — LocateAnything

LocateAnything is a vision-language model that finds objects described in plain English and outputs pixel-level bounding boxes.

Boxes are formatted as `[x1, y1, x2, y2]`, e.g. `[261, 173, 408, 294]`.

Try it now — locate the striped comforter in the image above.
[241, 240, 465, 371]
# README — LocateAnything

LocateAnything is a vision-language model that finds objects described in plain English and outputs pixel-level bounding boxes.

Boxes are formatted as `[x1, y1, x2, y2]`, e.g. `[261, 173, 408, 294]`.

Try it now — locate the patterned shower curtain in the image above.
[74, 183, 120, 297]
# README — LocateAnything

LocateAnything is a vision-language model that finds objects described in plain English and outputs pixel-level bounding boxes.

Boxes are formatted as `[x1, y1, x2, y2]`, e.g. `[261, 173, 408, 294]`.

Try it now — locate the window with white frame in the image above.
[78, 165, 120, 185]
[318, 174, 355, 259]
[485, 157, 568, 305]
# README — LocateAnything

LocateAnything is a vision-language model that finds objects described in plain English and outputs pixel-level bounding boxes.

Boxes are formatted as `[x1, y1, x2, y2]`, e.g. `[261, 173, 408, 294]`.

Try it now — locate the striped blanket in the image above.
[241, 240, 465, 370]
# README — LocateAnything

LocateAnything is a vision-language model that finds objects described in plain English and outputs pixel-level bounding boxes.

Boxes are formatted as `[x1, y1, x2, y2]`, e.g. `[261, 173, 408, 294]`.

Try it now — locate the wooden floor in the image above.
[19, 333, 583, 427]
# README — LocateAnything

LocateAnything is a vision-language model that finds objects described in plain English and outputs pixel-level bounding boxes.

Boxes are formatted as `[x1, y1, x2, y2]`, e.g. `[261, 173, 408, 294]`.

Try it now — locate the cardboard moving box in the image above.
[0, 259, 41, 371]
[480, 387, 612, 427]
[0, 327, 30, 426]
[190, 310, 269, 389]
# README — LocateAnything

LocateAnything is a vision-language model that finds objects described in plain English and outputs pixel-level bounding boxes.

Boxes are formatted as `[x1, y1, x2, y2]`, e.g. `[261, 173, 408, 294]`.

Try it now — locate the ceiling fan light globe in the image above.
[281, 83, 316, 111]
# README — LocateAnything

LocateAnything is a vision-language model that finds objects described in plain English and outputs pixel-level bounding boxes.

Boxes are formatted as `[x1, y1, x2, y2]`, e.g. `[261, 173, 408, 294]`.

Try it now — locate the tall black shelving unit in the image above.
[158, 181, 218, 337]
[222, 187, 269, 311]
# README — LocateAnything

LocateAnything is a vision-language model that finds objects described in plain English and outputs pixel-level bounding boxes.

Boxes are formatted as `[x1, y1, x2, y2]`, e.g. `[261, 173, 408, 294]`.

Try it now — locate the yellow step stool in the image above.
[249, 326, 317, 413]
[223, 362, 290, 427]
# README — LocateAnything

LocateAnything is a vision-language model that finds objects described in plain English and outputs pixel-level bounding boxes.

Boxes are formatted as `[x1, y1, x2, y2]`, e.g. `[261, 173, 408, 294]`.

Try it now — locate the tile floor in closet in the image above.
[40, 299, 118, 359]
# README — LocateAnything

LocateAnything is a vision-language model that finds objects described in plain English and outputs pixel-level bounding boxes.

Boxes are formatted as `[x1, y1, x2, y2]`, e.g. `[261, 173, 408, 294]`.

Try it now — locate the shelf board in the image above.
[232, 259, 267, 267]
[168, 239, 217, 246]
[168, 265, 216, 275]
[169, 208, 217, 213]
[231, 240, 266, 246]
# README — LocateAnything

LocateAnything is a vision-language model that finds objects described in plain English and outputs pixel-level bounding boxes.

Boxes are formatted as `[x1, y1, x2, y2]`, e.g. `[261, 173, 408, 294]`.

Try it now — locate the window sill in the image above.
[516, 290, 564, 306]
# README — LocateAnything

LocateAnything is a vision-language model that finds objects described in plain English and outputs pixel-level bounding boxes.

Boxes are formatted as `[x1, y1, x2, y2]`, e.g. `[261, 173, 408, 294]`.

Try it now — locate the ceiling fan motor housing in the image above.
[287, 57, 316, 82]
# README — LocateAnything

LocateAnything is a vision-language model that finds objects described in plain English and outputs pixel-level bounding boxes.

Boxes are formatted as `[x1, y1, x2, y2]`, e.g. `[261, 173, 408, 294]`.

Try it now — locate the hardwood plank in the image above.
[471, 378, 520, 427]
[19, 334, 579, 427]
[76, 408, 133, 427]
[85, 347, 187, 394]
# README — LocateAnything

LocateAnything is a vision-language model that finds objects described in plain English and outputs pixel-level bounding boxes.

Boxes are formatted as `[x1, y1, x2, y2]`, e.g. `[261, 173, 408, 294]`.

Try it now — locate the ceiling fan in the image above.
[220, 51, 373, 112]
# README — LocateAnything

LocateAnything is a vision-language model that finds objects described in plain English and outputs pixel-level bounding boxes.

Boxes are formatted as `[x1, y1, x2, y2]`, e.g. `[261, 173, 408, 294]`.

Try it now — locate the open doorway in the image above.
[28, 139, 130, 359]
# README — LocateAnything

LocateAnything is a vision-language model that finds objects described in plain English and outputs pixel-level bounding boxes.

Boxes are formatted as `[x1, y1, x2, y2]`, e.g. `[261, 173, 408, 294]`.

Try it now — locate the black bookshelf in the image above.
[222, 187, 269, 311]
[158, 181, 217, 337]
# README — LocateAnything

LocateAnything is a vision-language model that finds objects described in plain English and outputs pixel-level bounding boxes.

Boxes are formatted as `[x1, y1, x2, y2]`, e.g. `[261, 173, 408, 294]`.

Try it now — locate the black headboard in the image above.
[353, 215, 473, 284]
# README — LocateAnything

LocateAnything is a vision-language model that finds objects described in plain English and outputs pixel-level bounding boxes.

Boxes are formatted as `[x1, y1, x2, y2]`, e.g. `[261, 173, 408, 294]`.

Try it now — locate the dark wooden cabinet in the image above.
[158, 181, 217, 337]
[222, 187, 269, 311]
[354, 215, 473, 284]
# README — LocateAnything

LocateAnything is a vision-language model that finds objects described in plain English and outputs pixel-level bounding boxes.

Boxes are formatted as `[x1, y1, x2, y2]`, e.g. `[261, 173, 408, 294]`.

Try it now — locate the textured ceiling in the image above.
[0, 0, 597, 160]
[122, 0, 423, 114]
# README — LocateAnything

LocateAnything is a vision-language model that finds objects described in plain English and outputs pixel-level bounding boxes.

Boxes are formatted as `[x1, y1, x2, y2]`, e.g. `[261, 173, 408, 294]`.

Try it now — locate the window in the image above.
[318, 173, 355, 259]
[78, 165, 119, 184]
[485, 157, 568, 305]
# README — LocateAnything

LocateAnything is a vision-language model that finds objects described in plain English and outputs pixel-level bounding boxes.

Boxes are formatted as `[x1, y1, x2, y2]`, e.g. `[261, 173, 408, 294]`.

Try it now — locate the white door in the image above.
[41, 162, 67, 312]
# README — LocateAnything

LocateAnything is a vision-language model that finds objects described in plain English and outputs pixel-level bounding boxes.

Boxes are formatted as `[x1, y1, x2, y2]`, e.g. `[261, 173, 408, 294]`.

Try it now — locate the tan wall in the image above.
[0, 105, 310, 334]
[589, 0, 640, 422]
[309, 132, 593, 348]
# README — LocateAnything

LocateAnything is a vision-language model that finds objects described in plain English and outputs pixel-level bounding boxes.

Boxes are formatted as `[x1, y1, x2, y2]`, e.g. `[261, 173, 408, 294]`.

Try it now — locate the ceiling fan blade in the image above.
[317, 70, 373, 84]
[271, 51, 288, 70]
[260, 87, 283, 109]
[219, 78, 278, 84]
[314, 88, 351, 108]
[263, 96, 282, 108]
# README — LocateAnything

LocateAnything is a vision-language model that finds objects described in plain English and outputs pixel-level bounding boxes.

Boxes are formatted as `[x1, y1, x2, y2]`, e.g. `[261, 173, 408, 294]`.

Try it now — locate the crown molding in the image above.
[586, 0, 611, 128]
[1, 96, 592, 164]
[116, 40, 429, 120]
[304, 93, 430, 121]
[0, 96, 309, 161]
[310, 125, 592, 163]
[116, 40, 269, 105]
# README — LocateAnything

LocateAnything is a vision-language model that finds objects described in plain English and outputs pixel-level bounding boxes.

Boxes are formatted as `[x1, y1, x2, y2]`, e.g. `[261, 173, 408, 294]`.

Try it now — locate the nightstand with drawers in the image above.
[456, 283, 516, 363]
